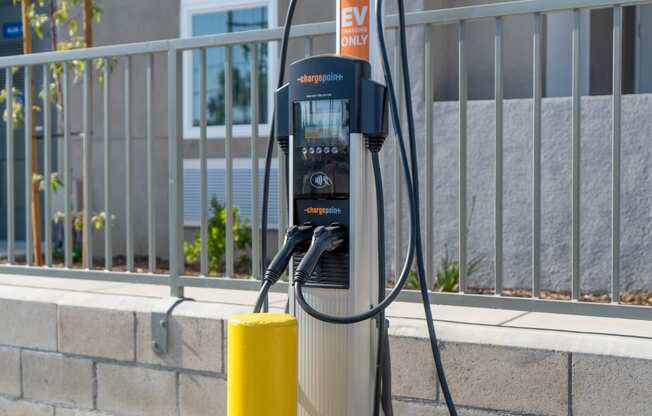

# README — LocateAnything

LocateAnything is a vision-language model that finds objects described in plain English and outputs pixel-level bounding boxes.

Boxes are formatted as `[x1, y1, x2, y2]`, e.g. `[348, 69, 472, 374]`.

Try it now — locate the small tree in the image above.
[184, 197, 252, 275]
[1, 0, 107, 265]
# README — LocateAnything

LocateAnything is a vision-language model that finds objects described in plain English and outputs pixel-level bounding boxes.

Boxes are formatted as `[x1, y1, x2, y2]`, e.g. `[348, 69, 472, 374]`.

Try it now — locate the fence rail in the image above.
[1, 0, 652, 320]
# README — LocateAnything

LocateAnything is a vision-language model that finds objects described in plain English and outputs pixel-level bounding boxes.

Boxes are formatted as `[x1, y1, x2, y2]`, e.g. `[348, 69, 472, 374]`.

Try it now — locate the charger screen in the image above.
[298, 100, 347, 141]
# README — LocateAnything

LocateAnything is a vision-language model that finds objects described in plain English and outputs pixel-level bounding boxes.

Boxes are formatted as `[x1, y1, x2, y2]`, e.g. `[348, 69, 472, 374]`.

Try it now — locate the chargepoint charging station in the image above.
[229, 1, 458, 415]
[279, 56, 386, 415]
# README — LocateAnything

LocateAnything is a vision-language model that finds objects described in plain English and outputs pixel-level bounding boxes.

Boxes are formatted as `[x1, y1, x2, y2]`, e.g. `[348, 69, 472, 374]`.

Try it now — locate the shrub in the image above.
[184, 196, 252, 275]
[406, 247, 484, 292]
[434, 249, 484, 292]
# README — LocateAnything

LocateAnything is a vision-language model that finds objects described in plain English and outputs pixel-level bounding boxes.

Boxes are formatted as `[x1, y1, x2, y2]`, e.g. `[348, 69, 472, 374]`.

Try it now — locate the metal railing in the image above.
[1, 0, 651, 320]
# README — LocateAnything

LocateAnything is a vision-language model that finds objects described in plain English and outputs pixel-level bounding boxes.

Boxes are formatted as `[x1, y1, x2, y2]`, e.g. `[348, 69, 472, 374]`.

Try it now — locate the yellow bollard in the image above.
[227, 312, 297, 416]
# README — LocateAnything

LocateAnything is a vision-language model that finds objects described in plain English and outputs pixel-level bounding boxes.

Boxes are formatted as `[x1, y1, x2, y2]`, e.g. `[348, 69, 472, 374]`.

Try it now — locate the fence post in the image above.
[168, 46, 185, 298]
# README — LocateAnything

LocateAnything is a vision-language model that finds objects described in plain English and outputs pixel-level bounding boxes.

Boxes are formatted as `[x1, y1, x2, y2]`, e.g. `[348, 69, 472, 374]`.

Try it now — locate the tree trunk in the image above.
[83, 0, 93, 47]
[21, 0, 44, 266]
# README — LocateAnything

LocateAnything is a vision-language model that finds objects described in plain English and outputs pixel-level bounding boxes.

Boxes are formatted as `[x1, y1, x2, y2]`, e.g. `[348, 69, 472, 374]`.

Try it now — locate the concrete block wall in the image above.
[0, 287, 650, 415]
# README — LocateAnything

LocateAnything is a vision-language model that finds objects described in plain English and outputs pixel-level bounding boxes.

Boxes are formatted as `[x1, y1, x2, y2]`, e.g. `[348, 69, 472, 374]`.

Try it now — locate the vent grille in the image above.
[293, 252, 349, 289]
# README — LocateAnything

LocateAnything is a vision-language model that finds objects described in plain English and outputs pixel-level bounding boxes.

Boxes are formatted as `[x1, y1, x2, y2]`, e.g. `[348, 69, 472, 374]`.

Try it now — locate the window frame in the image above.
[180, 0, 277, 139]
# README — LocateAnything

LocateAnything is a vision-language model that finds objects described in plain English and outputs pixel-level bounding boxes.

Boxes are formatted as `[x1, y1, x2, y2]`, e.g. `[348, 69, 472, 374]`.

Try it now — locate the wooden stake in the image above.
[83, 0, 93, 48]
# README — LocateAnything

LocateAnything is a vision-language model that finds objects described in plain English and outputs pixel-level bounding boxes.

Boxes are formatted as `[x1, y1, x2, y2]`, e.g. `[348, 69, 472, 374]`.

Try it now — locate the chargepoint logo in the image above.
[297, 72, 344, 85]
[303, 206, 343, 216]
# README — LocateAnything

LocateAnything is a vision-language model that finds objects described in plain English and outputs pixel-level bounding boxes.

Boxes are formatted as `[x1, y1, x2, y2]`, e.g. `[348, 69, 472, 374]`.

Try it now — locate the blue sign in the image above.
[3, 22, 23, 39]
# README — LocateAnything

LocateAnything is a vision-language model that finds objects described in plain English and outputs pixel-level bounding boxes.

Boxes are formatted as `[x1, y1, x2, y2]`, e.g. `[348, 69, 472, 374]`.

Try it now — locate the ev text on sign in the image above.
[339, 0, 370, 61]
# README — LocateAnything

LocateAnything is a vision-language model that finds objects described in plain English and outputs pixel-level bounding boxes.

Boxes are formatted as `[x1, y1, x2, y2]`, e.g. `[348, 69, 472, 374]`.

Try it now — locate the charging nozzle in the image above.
[265, 224, 314, 285]
[294, 224, 346, 286]
[253, 224, 314, 313]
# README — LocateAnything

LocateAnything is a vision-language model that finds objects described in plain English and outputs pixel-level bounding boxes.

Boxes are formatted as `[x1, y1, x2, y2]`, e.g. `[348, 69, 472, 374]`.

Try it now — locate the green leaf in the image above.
[69, 19, 78, 37]
[73, 213, 83, 231]
[92, 1, 103, 23]
[52, 211, 65, 224]
[50, 172, 64, 191]
[36, 172, 64, 192]
[0, 87, 26, 129]
[91, 213, 106, 230]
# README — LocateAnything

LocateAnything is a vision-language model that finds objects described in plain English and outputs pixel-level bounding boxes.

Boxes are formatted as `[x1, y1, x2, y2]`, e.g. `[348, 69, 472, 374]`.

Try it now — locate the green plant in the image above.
[52, 245, 81, 263]
[434, 249, 484, 292]
[0, 83, 29, 129]
[429, 195, 483, 291]
[52, 210, 113, 231]
[407, 270, 420, 290]
[34, 172, 64, 191]
[406, 247, 485, 292]
[2, 0, 107, 266]
[184, 196, 252, 275]
[2, 0, 105, 127]
[51, 209, 112, 264]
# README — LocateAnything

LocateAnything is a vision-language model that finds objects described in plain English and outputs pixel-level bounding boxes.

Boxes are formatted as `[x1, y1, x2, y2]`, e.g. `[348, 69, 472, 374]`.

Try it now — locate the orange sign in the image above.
[339, 0, 371, 61]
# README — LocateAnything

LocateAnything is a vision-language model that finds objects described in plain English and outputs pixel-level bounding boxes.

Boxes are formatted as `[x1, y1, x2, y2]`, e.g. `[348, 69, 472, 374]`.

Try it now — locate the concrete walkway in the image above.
[0, 273, 649, 361]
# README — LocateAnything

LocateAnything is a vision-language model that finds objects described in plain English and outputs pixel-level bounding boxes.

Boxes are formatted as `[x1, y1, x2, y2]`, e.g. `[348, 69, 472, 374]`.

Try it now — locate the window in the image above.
[181, 0, 277, 138]
[183, 159, 280, 228]
[0, 40, 25, 103]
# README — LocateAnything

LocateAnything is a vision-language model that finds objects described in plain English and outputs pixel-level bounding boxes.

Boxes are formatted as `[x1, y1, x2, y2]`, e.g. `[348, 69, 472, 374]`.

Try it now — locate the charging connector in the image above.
[294, 225, 346, 285]
[253, 224, 314, 313]
[265, 224, 314, 285]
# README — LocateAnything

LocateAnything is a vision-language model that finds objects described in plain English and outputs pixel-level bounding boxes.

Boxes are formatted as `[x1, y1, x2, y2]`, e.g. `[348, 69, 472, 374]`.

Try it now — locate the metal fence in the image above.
[1, 0, 651, 320]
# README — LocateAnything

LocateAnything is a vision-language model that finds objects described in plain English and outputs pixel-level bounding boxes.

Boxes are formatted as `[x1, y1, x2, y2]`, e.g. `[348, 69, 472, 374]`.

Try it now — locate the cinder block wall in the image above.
[0, 287, 650, 416]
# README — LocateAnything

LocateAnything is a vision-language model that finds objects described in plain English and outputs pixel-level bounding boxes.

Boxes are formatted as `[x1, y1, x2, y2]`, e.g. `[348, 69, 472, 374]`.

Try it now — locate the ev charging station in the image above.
[280, 57, 384, 415]
[228, 1, 458, 415]
[283, 2, 384, 414]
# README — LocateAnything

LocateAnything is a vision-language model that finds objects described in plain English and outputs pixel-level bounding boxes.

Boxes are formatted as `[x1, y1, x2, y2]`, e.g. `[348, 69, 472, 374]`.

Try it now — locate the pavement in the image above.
[0, 273, 650, 360]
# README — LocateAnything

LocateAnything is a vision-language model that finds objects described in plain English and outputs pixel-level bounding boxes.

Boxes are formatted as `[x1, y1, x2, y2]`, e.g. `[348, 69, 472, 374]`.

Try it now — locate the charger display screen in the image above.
[299, 100, 347, 141]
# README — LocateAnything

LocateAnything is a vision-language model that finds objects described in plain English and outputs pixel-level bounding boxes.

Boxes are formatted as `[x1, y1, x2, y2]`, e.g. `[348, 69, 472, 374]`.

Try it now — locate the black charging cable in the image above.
[390, 0, 458, 413]
[260, 0, 298, 312]
[253, 224, 314, 313]
[371, 149, 393, 416]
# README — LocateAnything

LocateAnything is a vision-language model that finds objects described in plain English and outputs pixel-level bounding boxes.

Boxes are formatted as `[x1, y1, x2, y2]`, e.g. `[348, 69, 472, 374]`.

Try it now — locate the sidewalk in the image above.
[0, 273, 649, 360]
